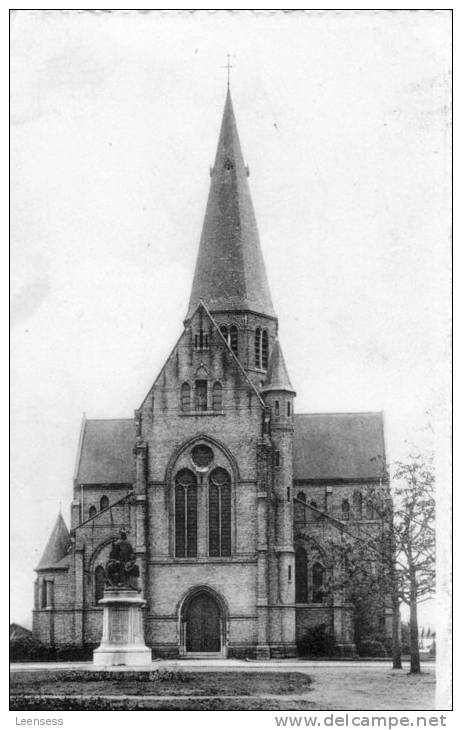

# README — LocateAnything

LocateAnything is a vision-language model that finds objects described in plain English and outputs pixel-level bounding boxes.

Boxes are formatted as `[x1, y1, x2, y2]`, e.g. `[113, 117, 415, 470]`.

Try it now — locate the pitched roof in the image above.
[262, 340, 295, 393]
[186, 88, 275, 320]
[293, 412, 386, 481]
[75, 419, 135, 485]
[36, 513, 71, 571]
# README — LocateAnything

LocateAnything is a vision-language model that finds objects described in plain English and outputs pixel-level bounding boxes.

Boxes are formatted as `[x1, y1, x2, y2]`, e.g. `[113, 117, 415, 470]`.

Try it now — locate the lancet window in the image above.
[175, 469, 197, 557]
[208, 467, 231, 557]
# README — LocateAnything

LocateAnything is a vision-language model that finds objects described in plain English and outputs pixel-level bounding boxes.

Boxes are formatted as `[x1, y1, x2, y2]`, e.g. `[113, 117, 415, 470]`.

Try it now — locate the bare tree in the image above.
[392, 454, 436, 673]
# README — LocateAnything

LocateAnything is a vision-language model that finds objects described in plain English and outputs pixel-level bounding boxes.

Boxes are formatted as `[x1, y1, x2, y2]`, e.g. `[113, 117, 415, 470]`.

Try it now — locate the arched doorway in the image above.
[180, 588, 226, 656]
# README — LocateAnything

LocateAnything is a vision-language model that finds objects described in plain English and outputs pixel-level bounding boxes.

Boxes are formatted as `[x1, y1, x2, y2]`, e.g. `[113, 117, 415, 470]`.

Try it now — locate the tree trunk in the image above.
[409, 568, 421, 674]
[391, 586, 402, 669]
[387, 505, 402, 669]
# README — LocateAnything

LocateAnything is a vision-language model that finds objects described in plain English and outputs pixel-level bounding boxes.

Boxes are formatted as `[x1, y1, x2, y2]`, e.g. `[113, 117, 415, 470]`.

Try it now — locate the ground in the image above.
[10, 659, 436, 711]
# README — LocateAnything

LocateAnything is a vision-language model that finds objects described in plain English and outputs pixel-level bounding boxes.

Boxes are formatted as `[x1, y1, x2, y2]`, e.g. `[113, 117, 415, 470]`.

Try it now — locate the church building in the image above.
[33, 86, 391, 658]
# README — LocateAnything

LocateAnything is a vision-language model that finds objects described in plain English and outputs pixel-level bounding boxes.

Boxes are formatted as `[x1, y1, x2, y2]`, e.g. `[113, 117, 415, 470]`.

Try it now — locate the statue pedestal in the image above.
[93, 588, 152, 667]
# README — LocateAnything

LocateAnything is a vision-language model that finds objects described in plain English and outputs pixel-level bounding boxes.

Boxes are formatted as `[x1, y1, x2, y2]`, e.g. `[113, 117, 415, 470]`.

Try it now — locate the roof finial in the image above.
[223, 53, 233, 88]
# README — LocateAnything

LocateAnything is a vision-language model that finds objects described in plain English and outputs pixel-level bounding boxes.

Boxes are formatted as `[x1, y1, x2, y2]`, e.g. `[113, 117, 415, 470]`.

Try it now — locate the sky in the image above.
[10, 10, 451, 631]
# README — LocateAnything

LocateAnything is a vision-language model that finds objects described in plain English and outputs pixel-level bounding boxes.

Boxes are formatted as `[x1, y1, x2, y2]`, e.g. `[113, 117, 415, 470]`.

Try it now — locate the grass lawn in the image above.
[10, 670, 313, 711]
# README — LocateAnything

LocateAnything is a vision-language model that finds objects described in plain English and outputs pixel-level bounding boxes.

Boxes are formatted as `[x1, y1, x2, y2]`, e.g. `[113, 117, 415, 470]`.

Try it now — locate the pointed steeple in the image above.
[36, 513, 70, 570]
[186, 88, 275, 320]
[262, 340, 295, 393]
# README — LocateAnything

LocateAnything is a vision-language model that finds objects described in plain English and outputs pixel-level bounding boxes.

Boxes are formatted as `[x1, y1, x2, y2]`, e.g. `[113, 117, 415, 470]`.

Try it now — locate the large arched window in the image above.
[209, 467, 231, 557]
[100, 495, 109, 512]
[255, 328, 261, 368]
[89, 505, 97, 519]
[175, 469, 197, 557]
[220, 325, 229, 343]
[94, 565, 105, 604]
[181, 382, 191, 412]
[353, 491, 363, 519]
[230, 325, 238, 354]
[342, 499, 350, 521]
[212, 382, 223, 411]
[312, 562, 325, 603]
[295, 546, 308, 603]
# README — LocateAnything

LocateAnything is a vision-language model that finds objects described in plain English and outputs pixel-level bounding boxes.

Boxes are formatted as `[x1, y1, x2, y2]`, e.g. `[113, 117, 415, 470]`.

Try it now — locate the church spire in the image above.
[186, 88, 275, 321]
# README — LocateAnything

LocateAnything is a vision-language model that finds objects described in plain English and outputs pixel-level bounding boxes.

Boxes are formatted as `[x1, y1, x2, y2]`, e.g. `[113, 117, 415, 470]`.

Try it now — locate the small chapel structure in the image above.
[33, 86, 392, 658]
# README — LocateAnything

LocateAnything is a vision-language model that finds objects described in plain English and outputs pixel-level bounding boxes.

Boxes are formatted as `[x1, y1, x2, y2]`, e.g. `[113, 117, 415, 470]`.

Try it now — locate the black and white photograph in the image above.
[10, 8, 452, 720]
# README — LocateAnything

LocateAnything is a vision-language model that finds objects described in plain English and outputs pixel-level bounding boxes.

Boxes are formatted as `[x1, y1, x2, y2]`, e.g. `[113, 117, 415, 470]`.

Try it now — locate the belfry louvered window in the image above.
[342, 499, 350, 520]
[262, 330, 269, 369]
[175, 469, 197, 557]
[194, 329, 209, 350]
[230, 325, 238, 354]
[208, 467, 231, 557]
[255, 328, 261, 368]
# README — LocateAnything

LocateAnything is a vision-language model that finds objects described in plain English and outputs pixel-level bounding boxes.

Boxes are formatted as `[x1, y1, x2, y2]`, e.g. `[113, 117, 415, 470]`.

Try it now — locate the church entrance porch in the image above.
[179, 587, 227, 658]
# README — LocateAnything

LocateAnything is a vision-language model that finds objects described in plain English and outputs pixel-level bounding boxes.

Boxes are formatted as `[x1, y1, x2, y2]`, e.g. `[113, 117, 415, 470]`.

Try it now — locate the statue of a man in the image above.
[106, 529, 140, 589]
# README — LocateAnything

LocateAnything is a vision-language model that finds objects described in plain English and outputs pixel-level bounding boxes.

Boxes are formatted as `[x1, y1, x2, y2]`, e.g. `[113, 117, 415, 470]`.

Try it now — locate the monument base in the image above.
[93, 588, 152, 668]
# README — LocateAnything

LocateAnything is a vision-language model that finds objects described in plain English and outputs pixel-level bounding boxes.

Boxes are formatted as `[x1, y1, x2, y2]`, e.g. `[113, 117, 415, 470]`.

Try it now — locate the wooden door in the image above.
[186, 593, 221, 652]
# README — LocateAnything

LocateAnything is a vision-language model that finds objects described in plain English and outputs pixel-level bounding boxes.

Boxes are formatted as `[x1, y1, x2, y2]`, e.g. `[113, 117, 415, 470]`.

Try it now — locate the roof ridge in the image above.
[295, 411, 383, 417]
[85, 418, 134, 423]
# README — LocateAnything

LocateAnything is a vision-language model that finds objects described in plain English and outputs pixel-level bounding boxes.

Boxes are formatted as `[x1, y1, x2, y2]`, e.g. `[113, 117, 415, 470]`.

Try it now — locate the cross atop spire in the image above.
[223, 54, 233, 88]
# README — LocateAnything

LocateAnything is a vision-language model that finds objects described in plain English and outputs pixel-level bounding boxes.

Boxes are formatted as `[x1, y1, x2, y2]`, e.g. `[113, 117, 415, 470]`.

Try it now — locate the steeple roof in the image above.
[186, 88, 275, 320]
[262, 339, 295, 393]
[36, 513, 71, 571]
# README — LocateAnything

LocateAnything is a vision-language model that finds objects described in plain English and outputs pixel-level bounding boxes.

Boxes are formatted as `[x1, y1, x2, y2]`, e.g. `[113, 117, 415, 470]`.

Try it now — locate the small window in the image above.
[353, 491, 363, 518]
[295, 492, 307, 523]
[255, 328, 261, 368]
[288, 564, 292, 581]
[230, 325, 238, 354]
[295, 547, 308, 603]
[275, 400, 280, 416]
[342, 499, 350, 520]
[312, 562, 324, 603]
[181, 382, 191, 412]
[287, 486, 291, 502]
[89, 505, 97, 519]
[262, 330, 269, 370]
[274, 450, 280, 467]
[365, 500, 374, 520]
[40, 580, 47, 609]
[287, 401, 291, 416]
[100, 496, 109, 511]
[310, 500, 318, 510]
[192, 444, 214, 468]
[212, 382, 223, 411]
[195, 380, 208, 411]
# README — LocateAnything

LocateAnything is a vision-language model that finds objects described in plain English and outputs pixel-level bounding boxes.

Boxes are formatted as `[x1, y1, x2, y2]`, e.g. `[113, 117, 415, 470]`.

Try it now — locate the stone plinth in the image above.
[93, 588, 152, 667]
